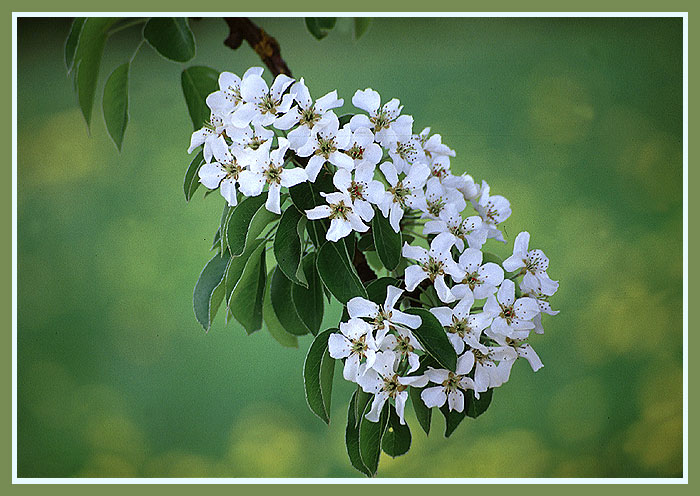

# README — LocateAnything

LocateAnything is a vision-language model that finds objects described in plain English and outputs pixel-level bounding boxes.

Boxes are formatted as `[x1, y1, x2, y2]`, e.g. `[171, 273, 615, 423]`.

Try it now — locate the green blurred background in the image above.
[17, 17, 683, 478]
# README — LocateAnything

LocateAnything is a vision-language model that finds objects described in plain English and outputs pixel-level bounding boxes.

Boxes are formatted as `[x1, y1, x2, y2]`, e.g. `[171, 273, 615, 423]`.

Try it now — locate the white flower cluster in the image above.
[188, 67, 560, 423]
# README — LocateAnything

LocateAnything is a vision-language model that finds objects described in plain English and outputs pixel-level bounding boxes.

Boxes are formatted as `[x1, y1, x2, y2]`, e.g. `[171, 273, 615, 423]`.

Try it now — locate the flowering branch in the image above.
[223, 17, 292, 77]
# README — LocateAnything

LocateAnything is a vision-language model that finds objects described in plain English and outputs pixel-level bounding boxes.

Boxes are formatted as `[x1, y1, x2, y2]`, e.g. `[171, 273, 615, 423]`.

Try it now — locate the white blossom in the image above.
[332, 165, 385, 223]
[275, 77, 344, 149]
[483, 279, 539, 339]
[473, 181, 511, 243]
[421, 353, 478, 411]
[187, 113, 229, 164]
[430, 295, 493, 354]
[520, 276, 559, 334]
[402, 232, 465, 303]
[356, 351, 428, 424]
[328, 318, 378, 381]
[237, 138, 307, 214]
[347, 285, 422, 344]
[197, 144, 247, 206]
[423, 205, 486, 251]
[230, 73, 295, 128]
[377, 161, 430, 232]
[451, 248, 505, 300]
[349, 88, 412, 148]
[296, 113, 354, 181]
[503, 231, 559, 295]
[305, 191, 368, 241]
[205, 67, 264, 117]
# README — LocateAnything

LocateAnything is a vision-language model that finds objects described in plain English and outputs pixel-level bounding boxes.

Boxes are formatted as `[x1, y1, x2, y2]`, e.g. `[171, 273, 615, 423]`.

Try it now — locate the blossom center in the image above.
[449, 317, 471, 338]
[299, 107, 320, 127]
[316, 137, 336, 158]
[329, 200, 352, 220]
[462, 272, 481, 289]
[421, 257, 445, 280]
[347, 144, 365, 160]
[348, 181, 365, 201]
[258, 94, 278, 115]
[264, 164, 283, 184]
[389, 182, 411, 207]
[382, 374, 407, 398]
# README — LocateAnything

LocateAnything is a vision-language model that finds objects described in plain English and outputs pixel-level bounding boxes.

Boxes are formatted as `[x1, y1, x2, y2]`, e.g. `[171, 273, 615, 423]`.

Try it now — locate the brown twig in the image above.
[223, 17, 292, 77]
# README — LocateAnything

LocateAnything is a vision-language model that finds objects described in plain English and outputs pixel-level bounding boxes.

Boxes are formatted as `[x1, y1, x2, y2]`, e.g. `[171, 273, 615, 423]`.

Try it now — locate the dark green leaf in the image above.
[345, 390, 372, 477]
[466, 388, 493, 419]
[64, 17, 86, 71]
[338, 113, 353, 128]
[270, 267, 309, 336]
[359, 400, 389, 476]
[274, 206, 307, 287]
[228, 242, 267, 334]
[193, 251, 231, 331]
[410, 386, 432, 436]
[184, 150, 204, 202]
[181, 66, 219, 129]
[225, 195, 267, 256]
[143, 17, 195, 62]
[70, 18, 118, 126]
[263, 270, 298, 348]
[354, 18, 371, 40]
[357, 232, 374, 251]
[364, 277, 400, 305]
[303, 329, 335, 424]
[381, 405, 411, 457]
[404, 308, 458, 371]
[372, 212, 402, 270]
[102, 62, 130, 151]
[292, 253, 324, 335]
[355, 388, 372, 428]
[224, 238, 265, 305]
[317, 241, 368, 304]
[305, 17, 337, 40]
[440, 404, 466, 438]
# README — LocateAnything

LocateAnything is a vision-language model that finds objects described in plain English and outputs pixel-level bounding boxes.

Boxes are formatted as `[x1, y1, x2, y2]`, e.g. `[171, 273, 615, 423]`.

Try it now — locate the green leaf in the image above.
[70, 17, 118, 126]
[381, 405, 411, 457]
[102, 62, 130, 151]
[181, 66, 219, 129]
[357, 232, 374, 252]
[143, 17, 195, 62]
[273, 206, 307, 287]
[292, 253, 324, 335]
[317, 241, 368, 304]
[364, 277, 400, 305]
[466, 388, 493, 418]
[303, 329, 335, 424]
[440, 405, 466, 438]
[404, 308, 458, 371]
[228, 242, 267, 334]
[262, 270, 298, 348]
[305, 17, 337, 40]
[345, 390, 372, 477]
[64, 17, 86, 71]
[224, 238, 265, 305]
[372, 212, 402, 270]
[359, 401, 390, 476]
[270, 267, 309, 336]
[225, 195, 268, 256]
[218, 203, 231, 252]
[482, 252, 504, 266]
[338, 113, 353, 128]
[354, 18, 371, 40]
[410, 386, 432, 436]
[355, 388, 373, 428]
[183, 150, 204, 202]
[193, 251, 231, 331]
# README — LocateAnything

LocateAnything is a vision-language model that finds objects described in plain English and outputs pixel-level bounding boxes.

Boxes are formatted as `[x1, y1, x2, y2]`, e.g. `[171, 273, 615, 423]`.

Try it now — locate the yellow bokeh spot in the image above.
[19, 108, 100, 187]
[527, 75, 594, 144]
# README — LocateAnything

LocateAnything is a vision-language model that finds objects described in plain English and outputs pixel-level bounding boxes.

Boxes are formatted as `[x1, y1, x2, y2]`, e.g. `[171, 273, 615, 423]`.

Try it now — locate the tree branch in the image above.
[223, 17, 292, 77]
